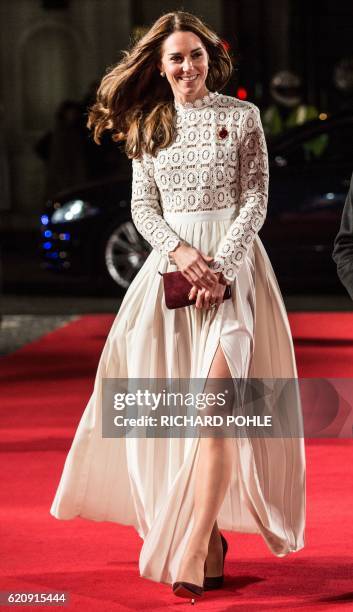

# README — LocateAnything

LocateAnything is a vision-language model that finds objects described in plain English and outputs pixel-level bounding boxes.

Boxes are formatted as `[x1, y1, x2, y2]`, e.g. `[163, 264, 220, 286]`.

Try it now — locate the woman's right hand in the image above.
[169, 243, 219, 290]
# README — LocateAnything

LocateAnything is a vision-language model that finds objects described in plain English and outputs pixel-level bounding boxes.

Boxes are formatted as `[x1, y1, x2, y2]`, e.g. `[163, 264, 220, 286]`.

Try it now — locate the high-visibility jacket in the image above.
[262, 104, 328, 158]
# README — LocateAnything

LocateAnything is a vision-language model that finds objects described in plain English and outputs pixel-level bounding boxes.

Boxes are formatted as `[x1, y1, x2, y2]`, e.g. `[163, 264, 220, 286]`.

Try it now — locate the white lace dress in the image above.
[50, 91, 306, 585]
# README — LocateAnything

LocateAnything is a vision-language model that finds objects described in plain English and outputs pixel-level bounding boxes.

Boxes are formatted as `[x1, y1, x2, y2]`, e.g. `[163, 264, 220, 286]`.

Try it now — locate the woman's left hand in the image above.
[188, 272, 231, 310]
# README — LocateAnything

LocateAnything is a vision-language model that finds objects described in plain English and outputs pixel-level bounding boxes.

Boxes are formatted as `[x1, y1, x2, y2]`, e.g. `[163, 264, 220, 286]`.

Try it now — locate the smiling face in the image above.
[158, 30, 210, 103]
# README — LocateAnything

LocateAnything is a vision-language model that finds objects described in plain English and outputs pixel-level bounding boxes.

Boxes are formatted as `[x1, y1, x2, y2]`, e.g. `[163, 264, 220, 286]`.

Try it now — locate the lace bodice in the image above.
[130, 91, 269, 282]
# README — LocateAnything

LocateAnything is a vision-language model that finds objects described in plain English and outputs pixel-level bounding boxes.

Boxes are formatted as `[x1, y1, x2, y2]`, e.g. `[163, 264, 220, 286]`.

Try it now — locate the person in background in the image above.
[35, 100, 87, 198]
[262, 70, 317, 135]
[332, 172, 353, 299]
[80, 81, 131, 180]
[262, 70, 328, 159]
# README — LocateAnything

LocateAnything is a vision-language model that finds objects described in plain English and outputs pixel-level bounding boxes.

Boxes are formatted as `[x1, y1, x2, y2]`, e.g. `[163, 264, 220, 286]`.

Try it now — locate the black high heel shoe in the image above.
[172, 560, 206, 604]
[203, 533, 228, 590]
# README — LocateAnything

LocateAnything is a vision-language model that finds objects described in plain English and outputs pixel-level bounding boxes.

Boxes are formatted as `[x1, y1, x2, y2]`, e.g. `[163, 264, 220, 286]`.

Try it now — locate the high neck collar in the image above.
[174, 90, 219, 112]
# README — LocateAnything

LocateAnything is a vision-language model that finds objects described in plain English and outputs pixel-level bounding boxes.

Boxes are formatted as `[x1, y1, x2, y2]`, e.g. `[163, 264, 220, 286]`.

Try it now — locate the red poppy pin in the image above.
[218, 126, 228, 139]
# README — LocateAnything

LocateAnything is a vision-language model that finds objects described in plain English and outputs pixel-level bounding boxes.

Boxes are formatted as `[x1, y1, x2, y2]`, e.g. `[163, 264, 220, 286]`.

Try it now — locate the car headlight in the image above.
[51, 199, 99, 224]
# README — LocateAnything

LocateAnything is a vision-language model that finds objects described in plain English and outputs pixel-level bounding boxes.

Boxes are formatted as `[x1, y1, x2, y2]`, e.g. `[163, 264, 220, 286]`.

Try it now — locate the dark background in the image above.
[0, 0, 352, 320]
[1, 0, 352, 226]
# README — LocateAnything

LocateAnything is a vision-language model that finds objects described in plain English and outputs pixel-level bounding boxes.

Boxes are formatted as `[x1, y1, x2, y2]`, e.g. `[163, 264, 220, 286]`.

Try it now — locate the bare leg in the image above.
[175, 343, 234, 586]
[206, 520, 224, 577]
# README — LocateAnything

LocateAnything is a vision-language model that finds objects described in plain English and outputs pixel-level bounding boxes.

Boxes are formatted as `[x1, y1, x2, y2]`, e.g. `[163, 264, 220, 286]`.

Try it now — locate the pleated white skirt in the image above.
[50, 206, 306, 585]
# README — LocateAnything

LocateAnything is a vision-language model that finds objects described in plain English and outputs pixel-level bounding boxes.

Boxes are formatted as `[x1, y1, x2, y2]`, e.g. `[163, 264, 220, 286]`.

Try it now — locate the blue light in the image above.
[44, 230, 52, 238]
[46, 251, 59, 259]
[41, 215, 49, 225]
[43, 241, 52, 250]
[59, 232, 71, 241]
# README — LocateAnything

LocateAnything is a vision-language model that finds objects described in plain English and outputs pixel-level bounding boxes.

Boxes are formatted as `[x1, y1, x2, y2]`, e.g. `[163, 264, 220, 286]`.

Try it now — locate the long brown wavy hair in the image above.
[87, 11, 234, 159]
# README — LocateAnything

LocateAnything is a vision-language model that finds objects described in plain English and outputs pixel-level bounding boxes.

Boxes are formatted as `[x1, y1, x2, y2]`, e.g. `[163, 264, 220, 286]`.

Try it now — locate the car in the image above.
[39, 174, 147, 294]
[263, 108, 353, 291]
[39, 110, 353, 294]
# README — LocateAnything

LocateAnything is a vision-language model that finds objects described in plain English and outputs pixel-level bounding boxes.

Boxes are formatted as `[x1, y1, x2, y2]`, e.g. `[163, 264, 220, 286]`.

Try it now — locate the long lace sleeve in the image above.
[131, 152, 181, 256]
[210, 104, 269, 282]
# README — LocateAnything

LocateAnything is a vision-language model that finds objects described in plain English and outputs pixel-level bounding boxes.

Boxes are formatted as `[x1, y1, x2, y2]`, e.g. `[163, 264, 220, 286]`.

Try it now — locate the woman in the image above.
[50, 10, 306, 602]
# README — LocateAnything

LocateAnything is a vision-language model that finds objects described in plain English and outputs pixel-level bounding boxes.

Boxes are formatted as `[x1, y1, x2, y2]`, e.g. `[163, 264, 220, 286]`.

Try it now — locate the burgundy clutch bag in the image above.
[158, 270, 231, 310]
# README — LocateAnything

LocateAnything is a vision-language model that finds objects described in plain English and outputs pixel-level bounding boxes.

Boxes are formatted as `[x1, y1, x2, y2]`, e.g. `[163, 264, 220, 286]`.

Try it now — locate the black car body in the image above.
[39, 110, 353, 293]
[264, 109, 353, 290]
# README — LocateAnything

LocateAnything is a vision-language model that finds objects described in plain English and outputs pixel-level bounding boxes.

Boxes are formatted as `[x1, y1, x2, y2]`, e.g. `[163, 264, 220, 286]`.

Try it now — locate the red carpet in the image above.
[1, 313, 353, 611]
[289, 312, 353, 377]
